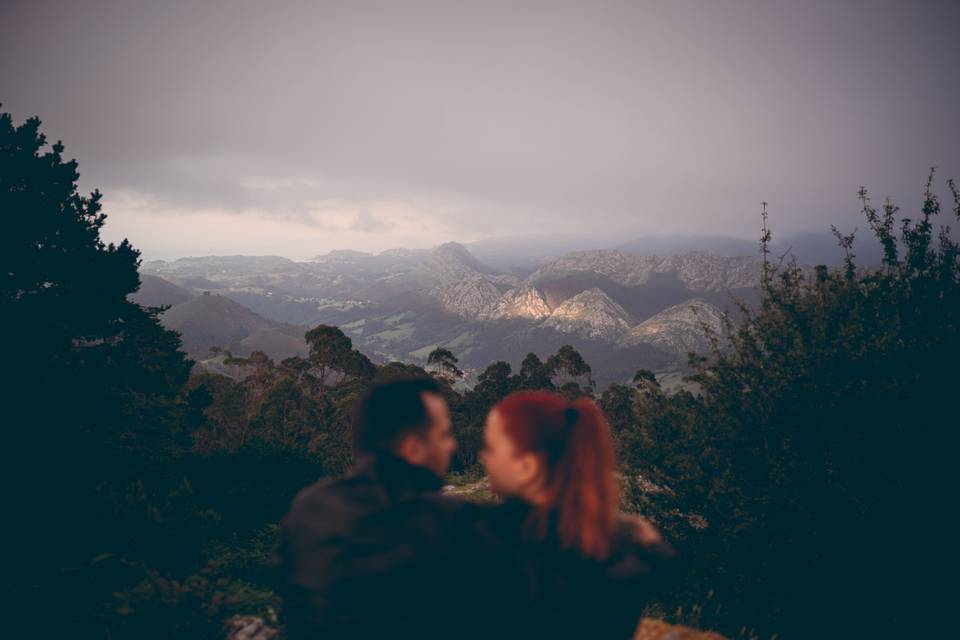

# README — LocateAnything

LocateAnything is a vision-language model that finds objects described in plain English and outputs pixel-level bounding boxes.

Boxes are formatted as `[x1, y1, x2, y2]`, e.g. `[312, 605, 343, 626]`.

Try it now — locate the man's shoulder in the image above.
[282, 473, 375, 531]
[414, 489, 471, 513]
[282, 471, 473, 533]
[293, 471, 368, 500]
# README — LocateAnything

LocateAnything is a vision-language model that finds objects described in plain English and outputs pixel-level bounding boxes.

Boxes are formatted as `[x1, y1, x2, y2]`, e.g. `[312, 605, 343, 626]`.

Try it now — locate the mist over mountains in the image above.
[134, 232, 862, 388]
[460, 231, 884, 273]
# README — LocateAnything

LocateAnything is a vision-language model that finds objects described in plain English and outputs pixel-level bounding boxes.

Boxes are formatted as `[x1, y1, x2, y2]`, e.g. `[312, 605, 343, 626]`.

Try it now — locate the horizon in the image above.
[138, 233, 760, 263]
[137, 228, 889, 267]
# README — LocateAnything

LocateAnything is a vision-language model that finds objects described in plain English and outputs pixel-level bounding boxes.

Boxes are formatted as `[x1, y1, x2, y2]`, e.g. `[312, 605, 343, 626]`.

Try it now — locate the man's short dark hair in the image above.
[353, 377, 444, 454]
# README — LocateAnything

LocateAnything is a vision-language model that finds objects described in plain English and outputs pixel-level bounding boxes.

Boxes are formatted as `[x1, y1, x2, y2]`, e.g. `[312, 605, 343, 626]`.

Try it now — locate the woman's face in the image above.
[480, 408, 540, 499]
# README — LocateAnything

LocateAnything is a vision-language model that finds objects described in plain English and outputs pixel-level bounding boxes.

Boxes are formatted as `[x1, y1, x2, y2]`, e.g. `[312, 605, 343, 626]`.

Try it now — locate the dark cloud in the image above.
[2, 0, 958, 258]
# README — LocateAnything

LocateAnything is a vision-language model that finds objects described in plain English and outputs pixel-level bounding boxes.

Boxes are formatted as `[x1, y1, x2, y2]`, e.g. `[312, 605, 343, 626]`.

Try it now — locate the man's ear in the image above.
[396, 433, 425, 466]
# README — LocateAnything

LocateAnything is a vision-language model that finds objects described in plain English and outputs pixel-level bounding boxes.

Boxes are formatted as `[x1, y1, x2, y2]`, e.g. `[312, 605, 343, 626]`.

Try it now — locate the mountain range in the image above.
[133, 240, 769, 387]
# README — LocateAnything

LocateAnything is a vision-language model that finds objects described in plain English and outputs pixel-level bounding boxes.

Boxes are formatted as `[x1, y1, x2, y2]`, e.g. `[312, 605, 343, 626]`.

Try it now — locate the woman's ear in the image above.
[517, 452, 543, 489]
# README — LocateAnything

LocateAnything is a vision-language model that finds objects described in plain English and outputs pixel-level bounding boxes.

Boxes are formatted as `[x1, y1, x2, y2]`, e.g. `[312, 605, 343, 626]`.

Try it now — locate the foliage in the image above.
[616, 172, 960, 637]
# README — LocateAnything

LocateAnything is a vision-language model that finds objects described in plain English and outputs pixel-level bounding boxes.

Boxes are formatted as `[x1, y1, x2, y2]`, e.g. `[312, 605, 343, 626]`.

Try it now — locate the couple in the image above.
[277, 377, 674, 639]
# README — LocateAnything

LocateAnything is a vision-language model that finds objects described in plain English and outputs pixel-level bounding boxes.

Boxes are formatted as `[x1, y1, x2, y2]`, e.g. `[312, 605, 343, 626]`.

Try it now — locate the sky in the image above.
[2, 0, 958, 261]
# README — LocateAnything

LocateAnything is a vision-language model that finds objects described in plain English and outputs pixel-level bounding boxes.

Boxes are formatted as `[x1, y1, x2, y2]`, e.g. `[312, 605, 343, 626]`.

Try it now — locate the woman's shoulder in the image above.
[605, 516, 677, 580]
[467, 497, 529, 520]
[469, 498, 534, 538]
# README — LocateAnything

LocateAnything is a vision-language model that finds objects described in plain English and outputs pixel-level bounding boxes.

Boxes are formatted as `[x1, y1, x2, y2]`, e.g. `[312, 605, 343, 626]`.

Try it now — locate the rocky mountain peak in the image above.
[488, 284, 552, 320]
[529, 249, 644, 284]
[653, 251, 759, 291]
[541, 287, 634, 342]
[621, 298, 725, 355]
[422, 241, 497, 284]
[434, 274, 504, 318]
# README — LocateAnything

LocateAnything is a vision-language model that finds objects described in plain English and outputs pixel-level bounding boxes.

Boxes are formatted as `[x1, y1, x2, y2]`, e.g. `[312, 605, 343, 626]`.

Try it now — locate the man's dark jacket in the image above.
[276, 453, 521, 640]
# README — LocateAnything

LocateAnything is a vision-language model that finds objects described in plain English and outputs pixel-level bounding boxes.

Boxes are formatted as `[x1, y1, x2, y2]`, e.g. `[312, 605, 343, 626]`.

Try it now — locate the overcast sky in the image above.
[2, 0, 958, 260]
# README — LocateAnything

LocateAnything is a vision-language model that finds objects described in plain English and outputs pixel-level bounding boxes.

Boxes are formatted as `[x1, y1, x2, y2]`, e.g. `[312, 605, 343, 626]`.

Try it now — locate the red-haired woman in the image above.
[478, 391, 675, 638]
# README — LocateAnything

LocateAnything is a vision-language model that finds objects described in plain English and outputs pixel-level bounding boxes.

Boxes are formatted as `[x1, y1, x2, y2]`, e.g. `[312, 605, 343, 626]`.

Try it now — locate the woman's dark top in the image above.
[477, 498, 677, 639]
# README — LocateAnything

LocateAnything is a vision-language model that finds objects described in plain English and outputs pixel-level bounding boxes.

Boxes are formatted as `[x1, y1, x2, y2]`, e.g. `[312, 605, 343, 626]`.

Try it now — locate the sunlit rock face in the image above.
[621, 299, 725, 355]
[488, 284, 552, 321]
[541, 288, 634, 342]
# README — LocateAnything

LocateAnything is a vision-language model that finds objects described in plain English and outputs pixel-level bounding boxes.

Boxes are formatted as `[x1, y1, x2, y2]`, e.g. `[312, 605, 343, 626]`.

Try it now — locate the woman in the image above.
[478, 390, 675, 638]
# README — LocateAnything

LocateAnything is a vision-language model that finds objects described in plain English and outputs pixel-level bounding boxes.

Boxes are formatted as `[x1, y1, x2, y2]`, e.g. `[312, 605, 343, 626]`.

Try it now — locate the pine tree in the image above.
[2, 108, 195, 635]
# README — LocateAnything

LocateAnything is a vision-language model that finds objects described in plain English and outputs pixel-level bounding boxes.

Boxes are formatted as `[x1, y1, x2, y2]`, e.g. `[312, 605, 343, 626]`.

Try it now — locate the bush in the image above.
[617, 173, 959, 637]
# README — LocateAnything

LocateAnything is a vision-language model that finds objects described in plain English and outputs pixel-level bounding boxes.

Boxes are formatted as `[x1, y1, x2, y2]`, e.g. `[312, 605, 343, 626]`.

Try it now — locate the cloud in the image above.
[98, 188, 492, 260]
[4, 0, 958, 258]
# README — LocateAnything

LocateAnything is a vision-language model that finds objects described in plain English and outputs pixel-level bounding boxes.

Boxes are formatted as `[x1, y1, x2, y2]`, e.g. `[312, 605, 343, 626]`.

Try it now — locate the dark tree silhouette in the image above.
[427, 346, 464, 381]
[2, 108, 196, 636]
[519, 352, 554, 390]
[632, 368, 660, 391]
[304, 324, 375, 391]
[545, 344, 594, 395]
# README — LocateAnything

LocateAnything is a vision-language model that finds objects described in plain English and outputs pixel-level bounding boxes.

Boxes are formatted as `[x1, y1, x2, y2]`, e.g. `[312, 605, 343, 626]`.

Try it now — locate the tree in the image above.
[632, 368, 660, 392]
[598, 383, 637, 438]
[519, 352, 554, 390]
[186, 372, 248, 452]
[228, 350, 277, 401]
[452, 361, 517, 468]
[544, 345, 594, 396]
[474, 361, 516, 399]
[427, 347, 464, 381]
[343, 348, 376, 382]
[304, 324, 375, 392]
[250, 377, 324, 451]
[374, 361, 432, 383]
[2, 108, 196, 635]
[304, 325, 353, 389]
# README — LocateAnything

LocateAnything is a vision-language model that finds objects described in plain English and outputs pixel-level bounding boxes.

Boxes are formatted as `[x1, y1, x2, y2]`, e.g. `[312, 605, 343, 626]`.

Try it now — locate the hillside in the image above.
[130, 273, 195, 307]
[621, 299, 726, 354]
[159, 292, 309, 360]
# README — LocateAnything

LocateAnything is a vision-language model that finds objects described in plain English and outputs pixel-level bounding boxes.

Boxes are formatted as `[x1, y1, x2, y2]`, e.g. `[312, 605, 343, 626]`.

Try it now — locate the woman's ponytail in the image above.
[550, 397, 617, 559]
[493, 392, 618, 559]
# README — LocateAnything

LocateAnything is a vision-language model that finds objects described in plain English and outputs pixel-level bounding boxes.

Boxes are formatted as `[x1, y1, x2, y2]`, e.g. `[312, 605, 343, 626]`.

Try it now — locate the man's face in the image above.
[405, 392, 456, 477]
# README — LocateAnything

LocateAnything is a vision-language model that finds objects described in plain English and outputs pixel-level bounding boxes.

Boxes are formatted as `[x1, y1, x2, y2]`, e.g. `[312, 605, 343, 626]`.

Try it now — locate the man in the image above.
[277, 377, 516, 640]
